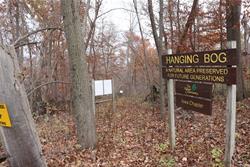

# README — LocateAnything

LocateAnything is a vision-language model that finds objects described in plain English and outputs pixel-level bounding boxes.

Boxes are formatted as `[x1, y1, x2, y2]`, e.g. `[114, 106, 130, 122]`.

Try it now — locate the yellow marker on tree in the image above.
[0, 104, 12, 127]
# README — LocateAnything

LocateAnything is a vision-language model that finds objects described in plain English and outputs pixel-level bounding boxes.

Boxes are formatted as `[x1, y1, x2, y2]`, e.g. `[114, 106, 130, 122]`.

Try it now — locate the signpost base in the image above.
[224, 41, 237, 167]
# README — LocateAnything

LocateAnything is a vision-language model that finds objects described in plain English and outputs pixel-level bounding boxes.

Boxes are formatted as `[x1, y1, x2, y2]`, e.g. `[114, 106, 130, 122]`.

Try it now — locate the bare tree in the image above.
[177, 0, 199, 53]
[60, 0, 96, 148]
[85, 0, 103, 51]
[147, 0, 166, 117]
[168, 0, 174, 49]
[133, 0, 151, 88]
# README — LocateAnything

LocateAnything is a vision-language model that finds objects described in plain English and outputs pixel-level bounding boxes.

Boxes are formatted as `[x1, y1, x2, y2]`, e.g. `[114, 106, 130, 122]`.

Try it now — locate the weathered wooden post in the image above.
[0, 45, 47, 167]
[224, 41, 237, 167]
[167, 49, 175, 149]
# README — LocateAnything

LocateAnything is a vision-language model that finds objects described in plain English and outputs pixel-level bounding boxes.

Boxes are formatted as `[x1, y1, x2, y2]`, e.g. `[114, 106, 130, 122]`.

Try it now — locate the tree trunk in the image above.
[242, 14, 248, 54]
[0, 45, 46, 167]
[177, 0, 181, 43]
[219, 0, 224, 49]
[226, 0, 245, 100]
[177, 0, 199, 53]
[60, 0, 96, 148]
[133, 0, 151, 88]
[148, 0, 159, 51]
[158, 0, 166, 117]
[168, 0, 174, 49]
[85, 0, 100, 51]
[14, 0, 24, 67]
[147, 0, 166, 118]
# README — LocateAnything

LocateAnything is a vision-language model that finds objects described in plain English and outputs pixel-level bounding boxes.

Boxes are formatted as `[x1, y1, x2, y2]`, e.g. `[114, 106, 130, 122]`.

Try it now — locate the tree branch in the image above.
[27, 81, 71, 97]
[85, 0, 101, 51]
[14, 41, 39, 49]
[177, 0, 199, 53]
[148, 0, 160, 53]
[97, 8, 134, 19]
[13, 27, 62, 47]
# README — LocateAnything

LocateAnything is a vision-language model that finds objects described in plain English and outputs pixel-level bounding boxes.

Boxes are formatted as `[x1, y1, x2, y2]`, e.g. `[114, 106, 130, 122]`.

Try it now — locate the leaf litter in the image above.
[0, 97, 249, 166]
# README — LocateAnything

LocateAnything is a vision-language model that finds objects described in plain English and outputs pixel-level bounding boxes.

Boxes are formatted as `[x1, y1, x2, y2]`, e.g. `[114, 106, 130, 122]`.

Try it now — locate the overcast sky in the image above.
[101, 0, 132, 32]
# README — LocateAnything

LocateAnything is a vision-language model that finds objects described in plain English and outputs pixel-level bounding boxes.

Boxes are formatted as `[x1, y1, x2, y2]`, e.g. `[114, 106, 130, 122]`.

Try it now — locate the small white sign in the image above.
[104, 80, 112, 95]
[94, 79, 113, 96]
[94, 80, 104, 96]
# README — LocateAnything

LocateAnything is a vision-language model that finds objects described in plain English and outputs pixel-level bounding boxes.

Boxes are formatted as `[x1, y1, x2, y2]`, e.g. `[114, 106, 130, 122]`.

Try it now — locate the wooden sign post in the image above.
[161, 44, 237, 166]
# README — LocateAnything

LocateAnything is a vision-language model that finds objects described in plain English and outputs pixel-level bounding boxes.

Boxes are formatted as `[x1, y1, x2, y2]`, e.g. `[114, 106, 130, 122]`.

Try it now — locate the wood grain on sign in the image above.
[162, 67, 236, 84]
[176, 94, 212, 115]
[161, 49, 237, 66]
[175, 81, 212, 99]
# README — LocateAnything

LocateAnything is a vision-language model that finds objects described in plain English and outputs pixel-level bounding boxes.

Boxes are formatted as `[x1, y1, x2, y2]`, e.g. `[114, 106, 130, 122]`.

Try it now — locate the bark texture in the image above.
[60, 0, 96, 148]
[0, 45, 47, 167]
[147, 0, 166, 118]
[133, 0, 151, 87]
[176, 0, 199, 53]
[226, 0, 245, 100]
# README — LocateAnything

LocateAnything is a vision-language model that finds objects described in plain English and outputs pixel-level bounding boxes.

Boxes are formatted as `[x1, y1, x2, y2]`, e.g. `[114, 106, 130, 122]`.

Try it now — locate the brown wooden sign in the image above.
[162, 49, 237, 67]
[176, 94, 212, 115]
[175, 81, 212, 99]
[162, 67, 236, 84]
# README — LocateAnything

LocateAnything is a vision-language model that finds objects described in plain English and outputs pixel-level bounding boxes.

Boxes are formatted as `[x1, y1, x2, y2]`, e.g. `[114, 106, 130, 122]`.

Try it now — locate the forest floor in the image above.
[0, 96, 250, 167]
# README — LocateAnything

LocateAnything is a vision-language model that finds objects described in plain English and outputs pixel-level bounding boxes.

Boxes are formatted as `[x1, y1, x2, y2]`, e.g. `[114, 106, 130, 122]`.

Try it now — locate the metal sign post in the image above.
[167, 49, 175, 149]
[224, 41, 237, 167]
